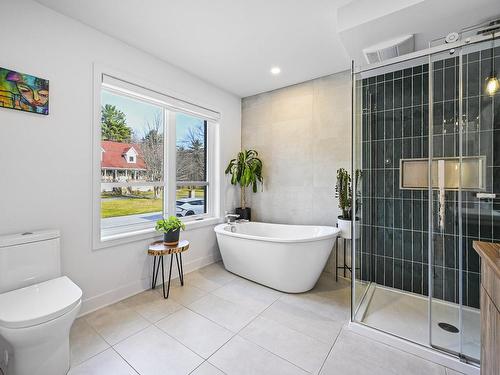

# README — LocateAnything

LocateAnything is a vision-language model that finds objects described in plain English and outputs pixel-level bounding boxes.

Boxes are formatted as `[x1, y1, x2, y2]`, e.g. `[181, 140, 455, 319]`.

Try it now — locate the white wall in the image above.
[0, 0, 241, 314]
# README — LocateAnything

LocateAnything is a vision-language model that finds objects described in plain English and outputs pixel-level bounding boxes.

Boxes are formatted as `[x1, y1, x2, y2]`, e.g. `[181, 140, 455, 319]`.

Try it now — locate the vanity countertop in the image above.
[472, 241, 500, 279]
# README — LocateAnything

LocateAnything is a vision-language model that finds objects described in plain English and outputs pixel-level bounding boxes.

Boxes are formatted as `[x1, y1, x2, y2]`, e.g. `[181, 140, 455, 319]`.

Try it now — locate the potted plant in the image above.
[155, 216, 186, 246]
[225, 149, 263, 221]
[335, 168, 361, 239]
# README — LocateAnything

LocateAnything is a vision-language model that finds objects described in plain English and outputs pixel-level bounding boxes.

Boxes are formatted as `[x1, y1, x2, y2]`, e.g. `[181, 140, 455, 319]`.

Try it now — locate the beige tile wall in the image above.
[241, 71, 352, 275]
[241, 70, 351, 227]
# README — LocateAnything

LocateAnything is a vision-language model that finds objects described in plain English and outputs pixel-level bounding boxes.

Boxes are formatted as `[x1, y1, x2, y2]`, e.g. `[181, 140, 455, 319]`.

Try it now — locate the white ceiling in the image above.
[35, 0, 352, 98]
[35, 0, 500, 98]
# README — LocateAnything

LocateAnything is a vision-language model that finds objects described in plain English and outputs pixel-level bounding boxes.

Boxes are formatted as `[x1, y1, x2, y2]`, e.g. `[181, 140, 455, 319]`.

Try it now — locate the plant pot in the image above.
[163, 229, 180, 246]
[337, 216, 360, 240]
[235, 207, 251, 221]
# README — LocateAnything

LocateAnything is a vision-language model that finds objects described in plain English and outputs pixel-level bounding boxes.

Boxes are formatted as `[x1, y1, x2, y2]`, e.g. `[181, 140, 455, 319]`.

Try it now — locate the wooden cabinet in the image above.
[473, 241, 500, 375]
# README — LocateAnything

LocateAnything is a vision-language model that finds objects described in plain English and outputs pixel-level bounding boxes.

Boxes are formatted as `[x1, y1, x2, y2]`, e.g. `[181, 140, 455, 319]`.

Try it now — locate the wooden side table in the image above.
[148, 240, 189, 299]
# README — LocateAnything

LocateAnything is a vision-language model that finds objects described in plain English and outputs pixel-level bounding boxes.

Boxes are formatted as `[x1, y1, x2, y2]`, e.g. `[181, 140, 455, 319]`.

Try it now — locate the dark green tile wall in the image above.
[358, 47, 500, 309]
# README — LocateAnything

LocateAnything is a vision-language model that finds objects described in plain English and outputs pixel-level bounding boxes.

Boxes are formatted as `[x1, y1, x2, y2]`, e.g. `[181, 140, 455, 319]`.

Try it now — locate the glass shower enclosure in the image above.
[351, 30, 499, 365]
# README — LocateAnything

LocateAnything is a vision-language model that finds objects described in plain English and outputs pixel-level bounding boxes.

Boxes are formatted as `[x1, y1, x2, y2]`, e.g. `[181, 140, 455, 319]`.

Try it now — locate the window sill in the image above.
[94, 216, 223, 250]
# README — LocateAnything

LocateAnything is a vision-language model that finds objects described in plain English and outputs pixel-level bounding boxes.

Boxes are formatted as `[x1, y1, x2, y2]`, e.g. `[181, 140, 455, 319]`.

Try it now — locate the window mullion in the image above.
[167, 110, 177, 217]
[162, 108, 169, 218]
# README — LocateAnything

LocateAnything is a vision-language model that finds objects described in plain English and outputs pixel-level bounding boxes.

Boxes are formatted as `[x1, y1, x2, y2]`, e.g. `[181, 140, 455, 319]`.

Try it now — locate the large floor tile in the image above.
[260, 299, 344, 345]
[121, 289, 182, 322]
[279, 278, 350, 322]
[167, 284, 208, 306]
[209, 335, 308, 375]
[189, 294, 259, 332]
[175, 271, 224, 292]
[175, 263, 236, 292]
[190, 362, 225, 375]
[170, 262, 234, 290]
[196, 262, 237, 285]
[70, 318, 110, 366]
[240, 316, 331, 373]
[319, 330, 446, 375]
[156, 307, 233, 358]
[68, 348, 137, 375]
[212, 278, 282, 312]
[114, 325, 203, 375]
[85, 303, 150, 345]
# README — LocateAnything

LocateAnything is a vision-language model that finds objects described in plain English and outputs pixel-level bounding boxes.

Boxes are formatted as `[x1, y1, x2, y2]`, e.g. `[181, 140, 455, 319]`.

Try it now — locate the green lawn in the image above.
[101, 197, 162, 218]
[101, 188, 205, 218]
[176, 188, 205, 199]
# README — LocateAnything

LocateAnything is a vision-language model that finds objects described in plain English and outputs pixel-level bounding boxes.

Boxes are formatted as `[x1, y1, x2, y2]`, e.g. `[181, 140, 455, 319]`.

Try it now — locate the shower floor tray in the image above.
[354, 284, 480, 361]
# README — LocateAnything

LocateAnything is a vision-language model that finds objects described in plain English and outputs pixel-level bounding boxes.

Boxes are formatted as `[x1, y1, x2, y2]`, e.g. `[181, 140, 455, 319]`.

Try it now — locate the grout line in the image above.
[188, 361, 228, 375]
[110, 347, 141, 375]
[69, 326, 111, 368]
[201, 296, 283, 367]
[317, 325, 345, 375]
[154, 306, 236, 358]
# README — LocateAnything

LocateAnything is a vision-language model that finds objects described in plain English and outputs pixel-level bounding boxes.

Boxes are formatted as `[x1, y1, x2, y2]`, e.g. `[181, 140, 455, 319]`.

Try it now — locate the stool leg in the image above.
[166, 253, 174, 298]
[175, 253, 184, 286]
[151, 256, 157, 289]
[153, 256, 161, 289]
[160, 256, 166, 298]
[344, 239, 347, 278]
[335, 237, 338, 282]
[179, 253, 184, 283]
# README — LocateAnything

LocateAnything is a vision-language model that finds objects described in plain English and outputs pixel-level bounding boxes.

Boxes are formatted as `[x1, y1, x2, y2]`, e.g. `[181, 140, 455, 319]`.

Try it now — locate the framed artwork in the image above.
[0, 67, 49, 115]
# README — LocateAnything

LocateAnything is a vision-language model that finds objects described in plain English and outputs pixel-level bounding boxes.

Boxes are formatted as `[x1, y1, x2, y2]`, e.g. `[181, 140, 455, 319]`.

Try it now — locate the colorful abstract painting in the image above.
[0, 68, 49, 115]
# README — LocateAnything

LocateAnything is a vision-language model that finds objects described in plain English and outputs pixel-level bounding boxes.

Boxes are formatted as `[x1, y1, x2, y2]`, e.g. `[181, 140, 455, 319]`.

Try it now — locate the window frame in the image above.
[92, 64, 221, 249]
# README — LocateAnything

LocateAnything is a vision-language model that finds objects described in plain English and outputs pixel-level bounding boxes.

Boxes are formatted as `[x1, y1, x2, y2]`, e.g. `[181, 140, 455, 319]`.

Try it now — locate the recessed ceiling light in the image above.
[270, 66, 281, 75]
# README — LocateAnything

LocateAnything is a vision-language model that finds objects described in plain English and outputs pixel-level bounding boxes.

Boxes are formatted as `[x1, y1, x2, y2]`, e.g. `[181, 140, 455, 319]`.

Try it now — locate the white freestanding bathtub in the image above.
[214, 221, 340, 293]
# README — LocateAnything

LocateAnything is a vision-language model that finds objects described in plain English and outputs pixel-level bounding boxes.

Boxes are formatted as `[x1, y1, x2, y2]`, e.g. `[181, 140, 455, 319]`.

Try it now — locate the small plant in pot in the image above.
[335, 168, 361, 239]
[155, 216, 186, 246]
[225, 149, 263, 221]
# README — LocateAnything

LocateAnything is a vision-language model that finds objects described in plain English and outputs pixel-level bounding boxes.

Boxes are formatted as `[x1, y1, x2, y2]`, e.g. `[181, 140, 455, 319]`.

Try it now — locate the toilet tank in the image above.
[0, 230, 61, 294]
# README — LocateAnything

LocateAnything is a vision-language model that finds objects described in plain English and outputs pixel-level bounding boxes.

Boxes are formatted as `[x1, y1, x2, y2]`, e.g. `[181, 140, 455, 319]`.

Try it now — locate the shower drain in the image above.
[438, 322, 460, 333]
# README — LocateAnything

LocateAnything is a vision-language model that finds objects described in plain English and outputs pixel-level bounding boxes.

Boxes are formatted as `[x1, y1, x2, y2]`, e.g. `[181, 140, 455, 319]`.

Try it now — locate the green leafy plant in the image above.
[225, 149, 263, 209]
[155, 216, 186, 233]
[335, 168, 361, 220]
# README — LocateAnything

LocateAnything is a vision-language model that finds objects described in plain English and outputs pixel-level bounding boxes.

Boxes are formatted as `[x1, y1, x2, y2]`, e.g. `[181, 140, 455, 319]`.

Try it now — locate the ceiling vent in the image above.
[476, 19, 500, 35]
[363, 34, 415, 64]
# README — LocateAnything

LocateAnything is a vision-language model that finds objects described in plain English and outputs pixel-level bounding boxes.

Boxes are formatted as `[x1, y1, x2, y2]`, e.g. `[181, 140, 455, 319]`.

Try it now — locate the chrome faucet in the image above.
[225, 213, 240, 224]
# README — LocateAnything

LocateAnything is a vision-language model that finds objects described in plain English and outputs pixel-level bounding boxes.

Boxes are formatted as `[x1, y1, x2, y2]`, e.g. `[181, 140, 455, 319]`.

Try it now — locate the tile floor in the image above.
[69, 262, 465, 375]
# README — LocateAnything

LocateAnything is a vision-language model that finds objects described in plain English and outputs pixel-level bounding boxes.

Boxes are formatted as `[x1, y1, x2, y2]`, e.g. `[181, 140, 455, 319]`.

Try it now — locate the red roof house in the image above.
[101, 141, 146, 171]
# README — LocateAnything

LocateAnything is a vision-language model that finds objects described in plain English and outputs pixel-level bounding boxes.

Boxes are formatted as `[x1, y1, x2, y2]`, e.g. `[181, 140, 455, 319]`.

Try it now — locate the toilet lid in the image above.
[0, 276, 82, 329]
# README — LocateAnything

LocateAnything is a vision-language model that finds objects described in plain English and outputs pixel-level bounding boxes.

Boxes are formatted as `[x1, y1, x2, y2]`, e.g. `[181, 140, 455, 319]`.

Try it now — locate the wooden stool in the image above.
[148, 240, 189, 298]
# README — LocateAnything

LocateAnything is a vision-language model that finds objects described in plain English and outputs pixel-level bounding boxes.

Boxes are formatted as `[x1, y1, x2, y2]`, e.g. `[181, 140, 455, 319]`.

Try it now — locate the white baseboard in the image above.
[78, 254, 221, 316]
[348, 321, 480, 375]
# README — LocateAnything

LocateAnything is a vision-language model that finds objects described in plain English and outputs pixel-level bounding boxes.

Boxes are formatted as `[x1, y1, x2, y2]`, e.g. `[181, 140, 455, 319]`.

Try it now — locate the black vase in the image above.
[163, 229, 180, 246]
[235, 207, 251, 221]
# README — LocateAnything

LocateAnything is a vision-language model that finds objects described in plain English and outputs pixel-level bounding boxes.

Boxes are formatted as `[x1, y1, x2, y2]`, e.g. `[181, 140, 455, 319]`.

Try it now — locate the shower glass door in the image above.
[428, 46, 464, 360]
[429, 36, 499, 363]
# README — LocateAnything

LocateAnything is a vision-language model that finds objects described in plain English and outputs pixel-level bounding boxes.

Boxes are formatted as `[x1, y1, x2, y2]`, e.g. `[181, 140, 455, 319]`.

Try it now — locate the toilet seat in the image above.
[0, 276, 82, 329]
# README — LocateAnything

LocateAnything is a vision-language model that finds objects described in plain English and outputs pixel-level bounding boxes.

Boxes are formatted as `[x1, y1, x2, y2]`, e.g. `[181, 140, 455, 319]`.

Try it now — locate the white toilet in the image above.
[0, 230, 82, 375]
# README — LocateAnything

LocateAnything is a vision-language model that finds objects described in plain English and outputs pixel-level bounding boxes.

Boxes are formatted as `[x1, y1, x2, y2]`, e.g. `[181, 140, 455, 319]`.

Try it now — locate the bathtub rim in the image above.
[214, 222, 340, 243]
